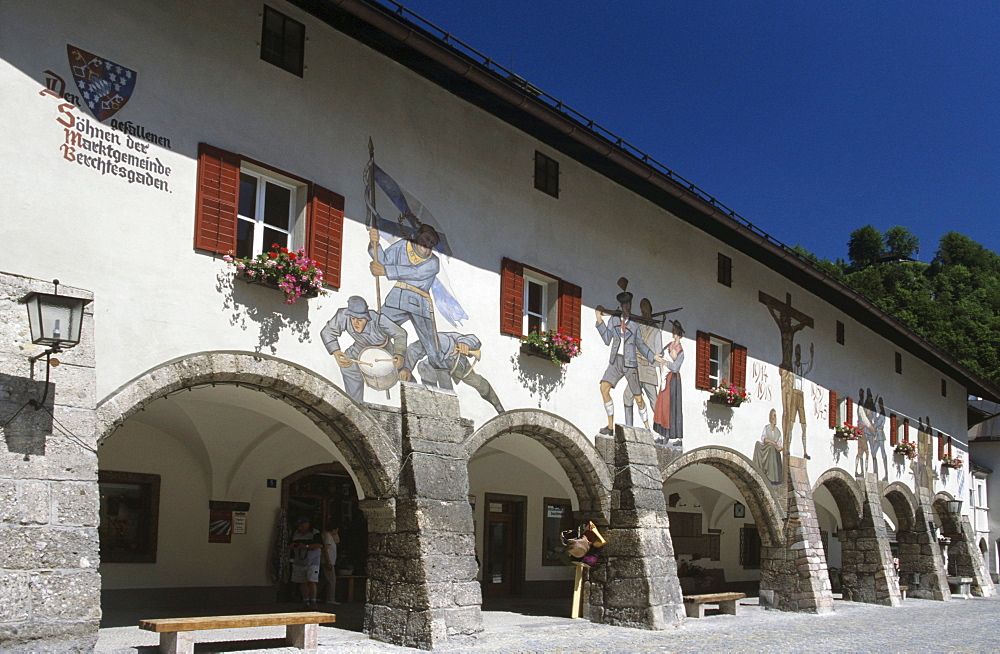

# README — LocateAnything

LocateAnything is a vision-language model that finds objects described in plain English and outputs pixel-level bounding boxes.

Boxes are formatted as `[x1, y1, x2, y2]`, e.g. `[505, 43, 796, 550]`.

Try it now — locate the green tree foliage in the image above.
[884, 226, 920, 259]
[847, 225, 885, 269]
[792, 230, 1000, 387]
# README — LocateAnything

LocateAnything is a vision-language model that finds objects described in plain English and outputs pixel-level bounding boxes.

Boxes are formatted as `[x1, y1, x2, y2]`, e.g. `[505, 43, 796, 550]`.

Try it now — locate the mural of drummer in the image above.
[320, 296, 408, 403]
[406, 331, 506, 415]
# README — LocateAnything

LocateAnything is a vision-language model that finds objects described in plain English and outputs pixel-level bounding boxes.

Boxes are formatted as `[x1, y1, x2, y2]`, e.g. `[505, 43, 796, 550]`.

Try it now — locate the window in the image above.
[534, 151, 559, 198]
[99, 470, 160, 563]
[541, 498, 574, 566]
[500, 258, 581, 342]
[261, 5, 305, 76]
[695, 331, 747, 391]
[895, 351, 902, 374]
[941, 379, 947, 397]
[717, 253, 732, 287]
[739, 525, 761, 569]
[828, 390, 838, 428]
[237, 168, 297, 258]
[194, 143, 344, 287]
[836, 320, 845, 345]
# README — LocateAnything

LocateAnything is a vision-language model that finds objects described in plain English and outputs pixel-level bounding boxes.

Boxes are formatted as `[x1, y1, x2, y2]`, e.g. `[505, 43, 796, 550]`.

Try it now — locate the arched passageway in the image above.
[95, 352, 396, 614]
[661, 447, 786, 599]
[464, 410, 610, 613]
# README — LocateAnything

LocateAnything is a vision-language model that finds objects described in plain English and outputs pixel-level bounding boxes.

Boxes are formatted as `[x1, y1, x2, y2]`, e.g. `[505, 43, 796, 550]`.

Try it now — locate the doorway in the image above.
[482, 494, 525, 597]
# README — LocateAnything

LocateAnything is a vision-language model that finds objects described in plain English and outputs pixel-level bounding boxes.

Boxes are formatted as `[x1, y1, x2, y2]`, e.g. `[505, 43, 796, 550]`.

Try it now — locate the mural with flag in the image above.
[317, 141, 504, 415]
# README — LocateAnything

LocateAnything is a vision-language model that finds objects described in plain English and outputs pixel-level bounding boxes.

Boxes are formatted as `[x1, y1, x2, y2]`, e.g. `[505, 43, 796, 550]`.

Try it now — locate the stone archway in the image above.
[661, 446, 785, 548]
[814, 469, 899, 605]
[464, 409, 612, 520]
[933, 493, 997, 597]
[96, 351, 399, 500]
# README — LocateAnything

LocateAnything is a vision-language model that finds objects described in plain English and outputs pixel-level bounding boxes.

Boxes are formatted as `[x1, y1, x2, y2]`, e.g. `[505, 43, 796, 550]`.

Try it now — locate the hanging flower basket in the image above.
[834, 423, 863, 441]
[225, 244, 327, 305]
[941, 454, 963, 470]
[519, 330, 581, 366]
[709, 381, 749, 407]
[894, 441, 917, 459]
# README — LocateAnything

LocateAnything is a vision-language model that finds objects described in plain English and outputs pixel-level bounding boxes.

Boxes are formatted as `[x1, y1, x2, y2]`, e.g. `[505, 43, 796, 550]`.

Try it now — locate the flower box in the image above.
[708, 394, 744, 408]
[941, 455, 963, 470]
[518, 330, 581, 366]
[520, 342, 570, 364]
[225, 244, 327, 305]
[834, 423, 863, 441]
[893, 441, 917, 459]
[236, 270, 320, 300]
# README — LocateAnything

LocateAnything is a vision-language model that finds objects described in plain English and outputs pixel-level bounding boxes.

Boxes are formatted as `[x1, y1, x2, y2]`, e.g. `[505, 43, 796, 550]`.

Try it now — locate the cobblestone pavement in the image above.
[97, 595, 1000, 653]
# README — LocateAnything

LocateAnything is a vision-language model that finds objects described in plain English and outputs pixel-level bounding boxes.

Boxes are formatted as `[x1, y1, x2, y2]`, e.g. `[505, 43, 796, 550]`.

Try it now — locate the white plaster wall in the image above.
[0, 0, 974, 522]
[98, 417, 336, 589]
[468, 443, 576, 583]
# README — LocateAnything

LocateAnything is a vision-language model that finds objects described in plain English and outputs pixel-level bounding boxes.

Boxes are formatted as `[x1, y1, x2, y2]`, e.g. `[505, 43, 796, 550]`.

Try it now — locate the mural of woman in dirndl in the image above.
[653, 320, 684, 441]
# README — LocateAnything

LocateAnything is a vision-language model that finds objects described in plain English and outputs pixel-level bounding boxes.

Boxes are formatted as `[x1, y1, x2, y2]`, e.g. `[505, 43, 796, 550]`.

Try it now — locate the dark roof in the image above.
[292, 0, 1000, 404]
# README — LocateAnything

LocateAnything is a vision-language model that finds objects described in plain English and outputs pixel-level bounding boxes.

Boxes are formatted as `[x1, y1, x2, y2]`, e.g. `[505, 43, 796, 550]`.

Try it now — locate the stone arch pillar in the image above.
[365, 384, 482, 650]
[884, 482, 949, 600]
[934, 495, 997, 598]
[587, 425, 685, 629]
[815, 470, 900, 606]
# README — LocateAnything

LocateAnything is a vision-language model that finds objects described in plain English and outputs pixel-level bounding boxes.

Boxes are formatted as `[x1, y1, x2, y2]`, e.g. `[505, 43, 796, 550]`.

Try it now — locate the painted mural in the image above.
[754, 408, 783, 486]
[319, 143, 503, 414]
[760, 291, 815, 483]
[594, 278, 681, 442]
[854, 388, 889, 480]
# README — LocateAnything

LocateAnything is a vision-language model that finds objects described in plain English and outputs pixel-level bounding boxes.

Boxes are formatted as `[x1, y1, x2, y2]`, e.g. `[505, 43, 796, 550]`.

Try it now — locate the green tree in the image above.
[847, 225, 885, 269]
[883, 226, 919, 259]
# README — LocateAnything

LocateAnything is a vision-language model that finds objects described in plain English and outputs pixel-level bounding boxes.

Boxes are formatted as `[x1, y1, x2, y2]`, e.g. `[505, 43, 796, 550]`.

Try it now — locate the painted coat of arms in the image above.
[67, 44, 137, 122]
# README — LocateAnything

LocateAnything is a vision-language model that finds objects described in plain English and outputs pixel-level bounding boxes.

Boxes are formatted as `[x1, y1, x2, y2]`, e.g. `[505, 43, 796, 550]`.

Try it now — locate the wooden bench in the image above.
[139, 611, 336, 654]
[682, 592, 746, 618]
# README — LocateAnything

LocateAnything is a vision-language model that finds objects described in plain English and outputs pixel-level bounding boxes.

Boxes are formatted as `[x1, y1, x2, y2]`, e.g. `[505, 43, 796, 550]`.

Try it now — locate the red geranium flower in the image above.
[269, 252, 278, 259]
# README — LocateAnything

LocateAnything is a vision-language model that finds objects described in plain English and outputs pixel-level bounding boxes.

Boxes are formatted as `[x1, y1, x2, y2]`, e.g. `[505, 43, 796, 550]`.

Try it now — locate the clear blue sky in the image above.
[391, 1, 999, 262]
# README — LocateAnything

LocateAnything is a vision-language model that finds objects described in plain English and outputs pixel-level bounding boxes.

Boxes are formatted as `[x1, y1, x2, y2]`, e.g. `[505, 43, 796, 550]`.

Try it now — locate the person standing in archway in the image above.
[288, 516, 323, 609]
[321, 521, 341, 605]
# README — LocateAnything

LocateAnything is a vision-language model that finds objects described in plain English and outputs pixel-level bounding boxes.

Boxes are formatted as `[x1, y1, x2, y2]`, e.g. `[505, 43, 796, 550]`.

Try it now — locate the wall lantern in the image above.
[945, 499, 963, 516]
[19, 280, 90, 409]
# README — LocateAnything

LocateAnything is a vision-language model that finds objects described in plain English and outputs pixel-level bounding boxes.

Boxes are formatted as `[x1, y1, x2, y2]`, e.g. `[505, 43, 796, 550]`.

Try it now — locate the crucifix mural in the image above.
[759, 291, 814, 485]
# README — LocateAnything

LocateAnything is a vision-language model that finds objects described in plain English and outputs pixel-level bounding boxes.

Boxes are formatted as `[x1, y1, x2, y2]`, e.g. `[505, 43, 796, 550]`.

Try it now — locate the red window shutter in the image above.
[557, 279, 582, 343]
[695, 331, 711, 390]
[947, 436, 953, 457]
[828, 390, 838, 429]
[903, 419, 910, 442]
[890, 414, 898, 446]
[194, 143, 240, 254]
[306, 184, 344, 289]
[500, 258, 524, 337]
[732, 344, 748, 389]
[846, 397, 854, 427]
[937, 432, 945, 460]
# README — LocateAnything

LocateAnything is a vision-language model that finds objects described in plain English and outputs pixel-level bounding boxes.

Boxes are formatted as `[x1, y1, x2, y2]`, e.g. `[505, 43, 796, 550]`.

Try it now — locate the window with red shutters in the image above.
[889, 414, 898, 446]
[695, 331, 747, 391]
[194, 143, 343, 288]
[499, 258, 581, 344]
[903, 418, 910, 442]
[937, 432, 945, 460]
[846, 397, 854, 426]
[828, 390, 838, 429]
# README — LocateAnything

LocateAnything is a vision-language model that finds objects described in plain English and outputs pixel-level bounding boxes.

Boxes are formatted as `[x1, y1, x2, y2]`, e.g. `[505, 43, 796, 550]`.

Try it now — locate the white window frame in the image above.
[237, 166, 301, 257]
[522, 269, 557, 335]
[708, 336, 732, 388]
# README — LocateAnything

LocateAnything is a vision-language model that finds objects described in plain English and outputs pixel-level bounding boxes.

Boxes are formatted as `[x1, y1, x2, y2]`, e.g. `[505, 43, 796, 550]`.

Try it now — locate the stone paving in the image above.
[96, 595, 1000, 653]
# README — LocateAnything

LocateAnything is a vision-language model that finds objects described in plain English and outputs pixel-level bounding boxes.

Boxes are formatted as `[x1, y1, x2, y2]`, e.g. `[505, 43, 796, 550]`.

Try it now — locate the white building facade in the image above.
[1, 0, 997, 650]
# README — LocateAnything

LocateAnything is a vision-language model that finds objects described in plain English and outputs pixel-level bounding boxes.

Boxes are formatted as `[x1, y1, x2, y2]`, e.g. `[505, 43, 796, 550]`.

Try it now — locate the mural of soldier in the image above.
[753, 408, 783, 486]
[652, 319, 684, 442]
[407, 331, 505, 415]
[623, 298, 662, 428]
[595, 284, 667, 435]
[912, 416, 938, 489]
[368, 224, 450, 386]
[320, 295, 407, 403]
[871, 394, 889, 480]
